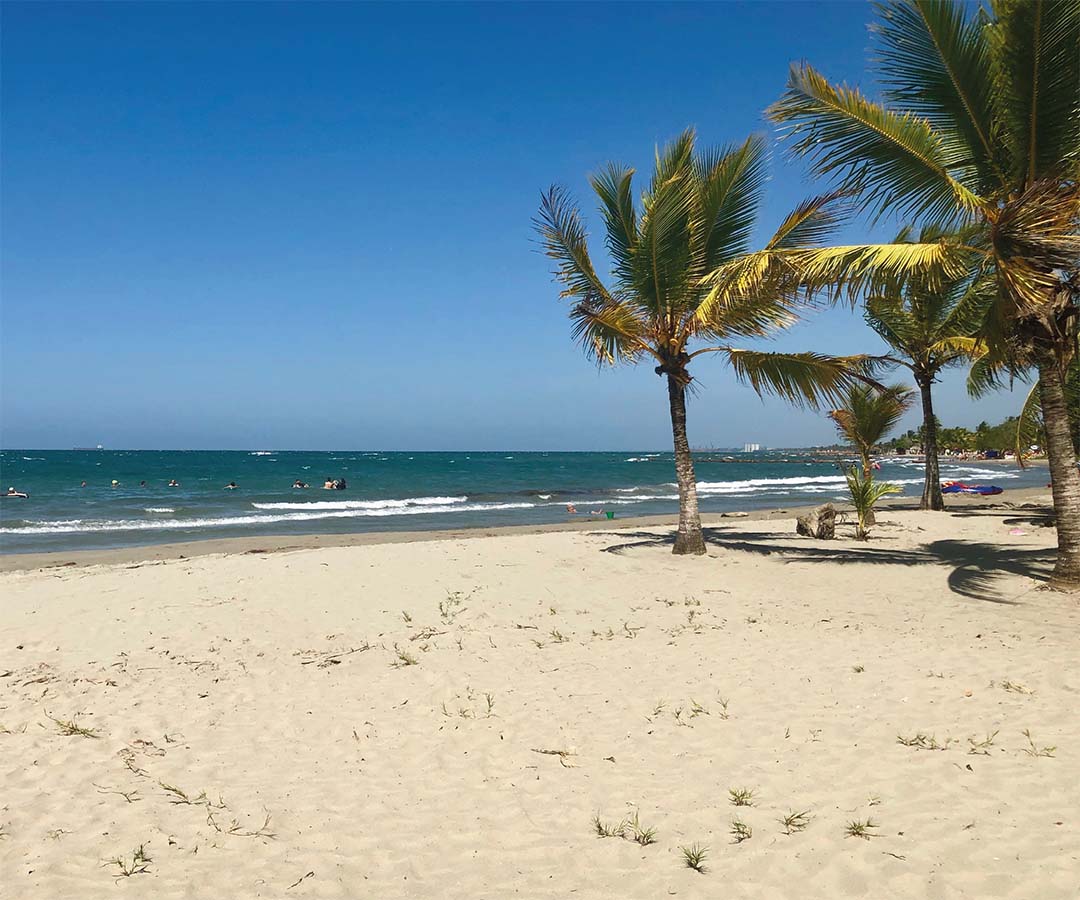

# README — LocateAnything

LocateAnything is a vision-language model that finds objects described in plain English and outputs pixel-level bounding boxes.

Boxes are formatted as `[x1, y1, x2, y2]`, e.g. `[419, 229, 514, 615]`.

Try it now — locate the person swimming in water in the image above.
[224, 481, 238, 490]
[5, 486, 29, 498]
[293, 479, 309, 489]
[168, 479, 180, 487]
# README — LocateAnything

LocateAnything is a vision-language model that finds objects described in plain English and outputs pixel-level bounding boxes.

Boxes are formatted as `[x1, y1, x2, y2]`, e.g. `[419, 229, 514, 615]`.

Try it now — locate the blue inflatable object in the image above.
[941, 481, 1003, 495]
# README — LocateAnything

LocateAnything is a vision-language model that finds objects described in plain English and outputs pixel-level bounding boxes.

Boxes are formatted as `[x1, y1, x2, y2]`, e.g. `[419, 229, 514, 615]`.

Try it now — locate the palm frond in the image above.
[722, 349, 885, 410]
[1013, 380, 1043, 465]
[694, 134, 769, 269]
[590, 163, 638, 285]
[828, 383, 915, 452]
[768, 62, 983, 223]
[789, 240, 977, 303]
[988, 0, 1080, 183]
[873, 0, 1008, 191]
[635, 130, 698, 321]
[568, 293, 653, 366]
[764, 190, 849, 250]
[535, 186, 617, 304]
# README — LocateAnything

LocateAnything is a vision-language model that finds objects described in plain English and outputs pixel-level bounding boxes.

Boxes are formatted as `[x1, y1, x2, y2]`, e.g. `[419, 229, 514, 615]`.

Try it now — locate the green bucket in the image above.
[605, 511, 615, 520]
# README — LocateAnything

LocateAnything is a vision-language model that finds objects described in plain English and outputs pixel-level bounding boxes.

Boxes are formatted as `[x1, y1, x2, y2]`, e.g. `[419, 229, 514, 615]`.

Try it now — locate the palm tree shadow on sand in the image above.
[597, 526, 1057, 605]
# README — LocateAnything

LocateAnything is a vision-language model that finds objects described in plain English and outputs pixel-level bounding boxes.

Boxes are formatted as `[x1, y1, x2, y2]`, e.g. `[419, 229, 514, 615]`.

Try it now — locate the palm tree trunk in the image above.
[916, 374, 944, 511]
[1036, 351, 1080, 589]
[667, 374, 706, 556]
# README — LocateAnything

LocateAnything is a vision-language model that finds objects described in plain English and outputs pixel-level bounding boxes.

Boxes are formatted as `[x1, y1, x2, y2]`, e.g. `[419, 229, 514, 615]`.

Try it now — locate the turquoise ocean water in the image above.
[0, 449, 1043, 554]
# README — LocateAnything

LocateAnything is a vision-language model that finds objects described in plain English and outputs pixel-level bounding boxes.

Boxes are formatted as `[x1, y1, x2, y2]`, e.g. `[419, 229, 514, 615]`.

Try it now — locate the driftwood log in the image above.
[796, 503, 836, 540]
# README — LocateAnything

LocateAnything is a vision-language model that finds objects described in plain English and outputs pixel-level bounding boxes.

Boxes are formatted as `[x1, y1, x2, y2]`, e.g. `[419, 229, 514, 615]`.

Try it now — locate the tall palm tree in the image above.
[535, 130, 876, 555]
[769, 0, 1080, 588]
[865, 227, 989, 509]
[828, 384, 915, 478]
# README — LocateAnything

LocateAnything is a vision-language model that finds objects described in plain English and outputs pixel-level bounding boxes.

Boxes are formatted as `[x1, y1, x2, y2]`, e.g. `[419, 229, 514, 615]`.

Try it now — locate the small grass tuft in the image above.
[391, 644, 418, 667]
[852, 664, 865, 673]
[592, 813, 627, 838]
[728, 787, 756, 807]
[46, 713, 99, 739]
[967, 730, 999, 755]
[106, 844, 152, 878]
[729, 818, 752, 843]
[627, 810, 657, 846]
[779, 810, 812, 834]
[680, 843, 708, 873]
[897, 732, 953, 751]
[845, 819, 879, 840]
[1020, 728, 1056, 758]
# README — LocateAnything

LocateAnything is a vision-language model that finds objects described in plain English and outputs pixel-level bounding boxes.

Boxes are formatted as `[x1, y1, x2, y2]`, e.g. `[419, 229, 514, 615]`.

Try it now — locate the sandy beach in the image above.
[2, 495, 1078, 898]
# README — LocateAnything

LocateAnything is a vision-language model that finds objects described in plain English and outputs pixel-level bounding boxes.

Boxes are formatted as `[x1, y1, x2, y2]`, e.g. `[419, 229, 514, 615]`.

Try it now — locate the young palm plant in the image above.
[536, 129, 877, 555]
[865, 226, 990, 509]
[828, 384, 915, 478]
[769, 0, 1080, 587]
[844, 466, 903, 540]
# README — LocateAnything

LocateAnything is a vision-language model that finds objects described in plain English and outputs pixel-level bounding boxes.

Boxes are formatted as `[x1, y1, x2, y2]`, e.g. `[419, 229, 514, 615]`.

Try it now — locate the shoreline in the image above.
[0, 485, 1053, 572]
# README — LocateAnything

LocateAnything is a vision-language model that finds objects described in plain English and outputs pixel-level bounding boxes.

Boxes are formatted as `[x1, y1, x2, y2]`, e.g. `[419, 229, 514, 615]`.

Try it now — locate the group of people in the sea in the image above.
[53, 477, 352, 491]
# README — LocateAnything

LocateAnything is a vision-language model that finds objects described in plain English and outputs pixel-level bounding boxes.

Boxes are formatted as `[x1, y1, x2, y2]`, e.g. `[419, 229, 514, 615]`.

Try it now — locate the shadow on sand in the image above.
[597, 516, 1058, 604]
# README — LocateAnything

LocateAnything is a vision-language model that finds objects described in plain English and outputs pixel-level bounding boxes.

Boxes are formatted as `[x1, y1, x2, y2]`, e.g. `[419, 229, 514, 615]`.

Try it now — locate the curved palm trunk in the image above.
[667, 374, 706, 555]
[916, 374, 944, 511]
[1036, 352, 1080, 589]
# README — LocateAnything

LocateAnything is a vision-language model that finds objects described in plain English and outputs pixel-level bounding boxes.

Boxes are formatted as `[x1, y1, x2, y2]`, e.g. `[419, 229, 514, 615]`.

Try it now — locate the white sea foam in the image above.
[144, 507, 175, 513]
[2, 501, 536, 535]
[249, 451, 274, 456]
[251, 496, 467, 511]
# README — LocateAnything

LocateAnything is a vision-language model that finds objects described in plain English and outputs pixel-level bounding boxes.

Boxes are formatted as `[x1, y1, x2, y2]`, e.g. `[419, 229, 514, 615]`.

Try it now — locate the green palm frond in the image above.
[789, 240, 976, 302]
[764, 190, 849, 250]
[1013, 380, 1043, 465]
[874, 0, 1009, 191]
[535, 186, 616, 305]
[568, 293, 653, 366]
[694, 134, 769, 268]
[590, 163, 638, 285]
[768, 62, 983, 222]
[828, 383, 915, 455]
[635, 130, 698, 319]
[987, 0, 1080, 183]
[722, 350, 884, 410]
[844, 465, 903, 539]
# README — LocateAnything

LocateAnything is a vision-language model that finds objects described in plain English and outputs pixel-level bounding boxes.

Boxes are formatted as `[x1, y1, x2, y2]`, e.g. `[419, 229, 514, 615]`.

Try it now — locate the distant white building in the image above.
[743, 443, 762, 452]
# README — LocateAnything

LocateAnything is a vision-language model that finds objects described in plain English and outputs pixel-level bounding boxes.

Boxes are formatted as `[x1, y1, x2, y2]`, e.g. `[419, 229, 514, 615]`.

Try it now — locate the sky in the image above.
[1, 1, 1024, 451]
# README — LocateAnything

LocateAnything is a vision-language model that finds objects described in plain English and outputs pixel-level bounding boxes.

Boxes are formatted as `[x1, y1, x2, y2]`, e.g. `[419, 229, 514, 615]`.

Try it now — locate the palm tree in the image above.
[828, 384, 915, 478]
[864, 226, 989, 510]
[769, 0, 1080, 588]
[535, 129, 877, 555]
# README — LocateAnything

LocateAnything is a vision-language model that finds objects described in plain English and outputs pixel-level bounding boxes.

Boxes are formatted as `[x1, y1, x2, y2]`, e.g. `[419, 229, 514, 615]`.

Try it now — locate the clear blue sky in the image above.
[1, 1, 1021, 451]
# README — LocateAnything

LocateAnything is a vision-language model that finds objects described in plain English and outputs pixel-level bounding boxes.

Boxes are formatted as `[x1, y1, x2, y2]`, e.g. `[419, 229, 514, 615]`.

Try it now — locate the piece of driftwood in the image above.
[796, 503, 836, 540]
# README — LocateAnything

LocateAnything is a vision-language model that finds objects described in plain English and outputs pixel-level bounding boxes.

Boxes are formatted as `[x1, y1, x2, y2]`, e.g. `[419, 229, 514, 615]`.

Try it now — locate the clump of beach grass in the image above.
[897, 732, 953, 751]
[730, 818, 752, 843]
[779, 810, 812, 834]
[1020, 729, 1056, 758]
[728, 787, 756, 807]
[106, 844, 152, 878]
[391, 644, 418, 667]
[680, 843, 708, 873]
[845, 819, 879, 840]
[46, 712, 99, 738]
[967, 731, 999, 755]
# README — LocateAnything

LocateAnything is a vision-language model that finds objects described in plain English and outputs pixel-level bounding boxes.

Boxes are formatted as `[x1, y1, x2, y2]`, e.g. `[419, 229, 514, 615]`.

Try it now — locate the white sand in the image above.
[2, 502, 1078, 898]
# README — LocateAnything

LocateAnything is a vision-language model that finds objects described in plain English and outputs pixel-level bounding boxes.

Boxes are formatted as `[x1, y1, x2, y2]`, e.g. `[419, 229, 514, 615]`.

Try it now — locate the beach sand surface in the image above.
[2, 498, 1078, 898]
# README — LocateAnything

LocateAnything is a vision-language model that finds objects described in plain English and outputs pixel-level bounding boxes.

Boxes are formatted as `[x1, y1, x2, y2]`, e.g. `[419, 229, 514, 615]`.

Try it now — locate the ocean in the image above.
[0, 449, 1043, 555]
